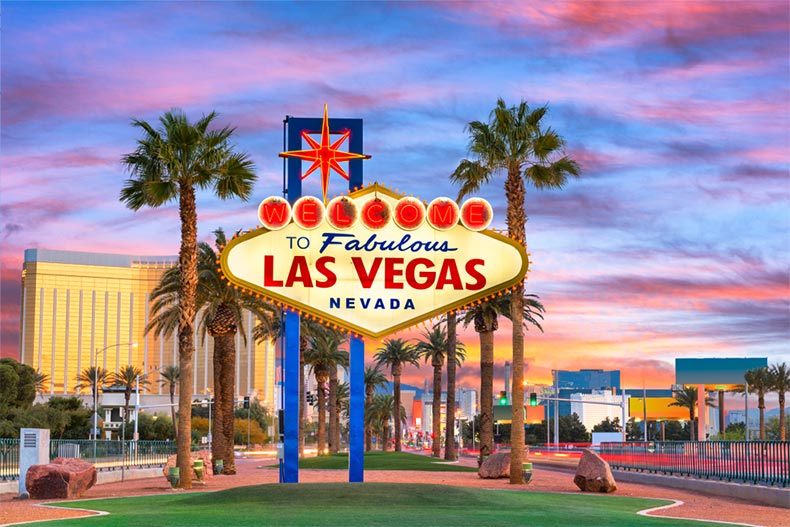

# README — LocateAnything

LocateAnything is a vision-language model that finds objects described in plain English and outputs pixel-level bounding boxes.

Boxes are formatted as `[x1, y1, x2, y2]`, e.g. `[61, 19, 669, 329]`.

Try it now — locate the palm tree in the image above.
[121, 109, 256, 488]
[76, 366, 110, 404]
[416, 325, 447, 458]
[365, 394, 406, 451]
[335, 381, 350, 449]
[364, 365, 387, 451]
[744, 368, 772, 440]
[254, 315, 323, 458]
[112, 365, 148, 435]
[669, 387, 698, 440]
[769, 363, 789, 441]
[415, 323, 466, 458]
[148, 229, 277, 475]
[303, 330, 349, 455]
[33, 370, 49, 395]
[159, 365, 180, 441]
[374, 338, 420, 452]
[451, 98, 579, 483]
[460, 293, 544, 463]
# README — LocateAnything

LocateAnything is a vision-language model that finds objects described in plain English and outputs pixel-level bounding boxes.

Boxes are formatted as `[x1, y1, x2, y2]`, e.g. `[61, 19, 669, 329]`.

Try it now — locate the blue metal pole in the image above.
[349, 336, 365, 482]
[283, 309, 300, 483]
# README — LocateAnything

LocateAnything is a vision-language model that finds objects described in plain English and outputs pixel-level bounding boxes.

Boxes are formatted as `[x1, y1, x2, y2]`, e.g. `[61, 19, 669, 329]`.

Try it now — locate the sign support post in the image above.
[284, 115, 365, 484]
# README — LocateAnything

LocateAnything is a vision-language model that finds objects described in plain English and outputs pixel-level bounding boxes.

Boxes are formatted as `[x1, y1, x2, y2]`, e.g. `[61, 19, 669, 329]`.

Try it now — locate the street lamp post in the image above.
[204, 388, 213, 444]
[133, 368, 161, 442]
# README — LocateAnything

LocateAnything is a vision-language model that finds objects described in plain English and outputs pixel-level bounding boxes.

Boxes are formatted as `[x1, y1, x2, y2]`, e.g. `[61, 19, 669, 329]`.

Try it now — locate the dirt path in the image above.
[1, 456, 786, 527]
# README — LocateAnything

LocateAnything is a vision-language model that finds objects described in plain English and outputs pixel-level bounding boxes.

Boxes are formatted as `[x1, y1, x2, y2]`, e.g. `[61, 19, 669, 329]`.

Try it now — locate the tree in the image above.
[334, 381, 350, 449]
[374, 338, 419, 452]
[415, 325, 449, 458]
[768, 362, 789, 441]
[765, 416, 790, 441]
[233, 397, 271, 436]
[559, 413, 590, 443]
[121, 109, 256, 488]
[76, 366, 110, 403]
[663, 420, 689, 441]
[303, 330, 349, 455]
[459, 297, 507, 462]
[460, 292, 544, 464]
[626, 418, 643, 441]
[592, 417, 622, 433]
[669, 387, 700, 440]
[159, 365, 180, 441]
[363, 365, 387, 451]
[744, 367, 771, 440]
[0, 358, 37, 414]
[34, 371, 49, 395]
[112, 365, 149, 436]
[451, 98, 579, 483]
[148, 229, 277, 474]
[365, 393, 405, 451]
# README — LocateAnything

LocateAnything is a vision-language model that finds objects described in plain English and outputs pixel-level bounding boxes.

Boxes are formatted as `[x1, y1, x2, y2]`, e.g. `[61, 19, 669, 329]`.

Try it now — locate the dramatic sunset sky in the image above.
[1, 2, 788, 392]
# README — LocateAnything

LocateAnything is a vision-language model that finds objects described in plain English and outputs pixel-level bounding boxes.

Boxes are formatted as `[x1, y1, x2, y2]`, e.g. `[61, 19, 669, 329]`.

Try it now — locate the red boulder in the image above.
[25, 457, 97, 499]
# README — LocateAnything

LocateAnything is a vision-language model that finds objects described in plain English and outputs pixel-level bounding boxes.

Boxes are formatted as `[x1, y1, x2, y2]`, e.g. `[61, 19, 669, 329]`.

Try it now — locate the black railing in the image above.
[0, 439, 176, 481]
[599, 441, 790, 487]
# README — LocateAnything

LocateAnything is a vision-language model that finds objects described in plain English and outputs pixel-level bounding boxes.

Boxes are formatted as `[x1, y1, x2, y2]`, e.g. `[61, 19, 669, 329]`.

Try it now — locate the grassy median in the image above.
[46, 483, 732, 527]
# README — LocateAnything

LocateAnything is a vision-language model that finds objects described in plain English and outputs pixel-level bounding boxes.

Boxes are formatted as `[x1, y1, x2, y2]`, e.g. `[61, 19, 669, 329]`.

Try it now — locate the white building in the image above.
[570, 390, 629, 431]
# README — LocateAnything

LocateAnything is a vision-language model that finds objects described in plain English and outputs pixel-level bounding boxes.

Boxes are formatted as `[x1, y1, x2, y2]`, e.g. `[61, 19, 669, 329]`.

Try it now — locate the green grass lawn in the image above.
[297, 450, 477, 471]
[45, 483, 732, 527]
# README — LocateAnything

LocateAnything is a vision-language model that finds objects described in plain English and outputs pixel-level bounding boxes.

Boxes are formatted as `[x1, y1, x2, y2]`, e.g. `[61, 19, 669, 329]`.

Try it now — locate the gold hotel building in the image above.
[20, 249, 277, 406]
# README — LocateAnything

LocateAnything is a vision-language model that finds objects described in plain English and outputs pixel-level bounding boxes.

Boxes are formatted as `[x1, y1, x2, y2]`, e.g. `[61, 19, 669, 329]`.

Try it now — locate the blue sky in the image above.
[1, 1, 788, 391]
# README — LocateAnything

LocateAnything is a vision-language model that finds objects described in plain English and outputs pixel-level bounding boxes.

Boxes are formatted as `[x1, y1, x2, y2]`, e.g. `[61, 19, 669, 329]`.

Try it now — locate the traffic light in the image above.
[243, 396, 250, 409]
[529, 393, 538, 407]
[498, 390, 508, 406]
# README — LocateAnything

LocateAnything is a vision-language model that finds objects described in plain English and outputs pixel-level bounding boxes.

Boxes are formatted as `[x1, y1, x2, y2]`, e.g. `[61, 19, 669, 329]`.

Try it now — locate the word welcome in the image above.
[258, 194, 493, 232]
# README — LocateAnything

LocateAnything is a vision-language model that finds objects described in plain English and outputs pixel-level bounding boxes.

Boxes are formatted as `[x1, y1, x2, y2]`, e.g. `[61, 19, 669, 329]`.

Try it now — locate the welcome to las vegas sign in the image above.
[220, 183, 529, 339]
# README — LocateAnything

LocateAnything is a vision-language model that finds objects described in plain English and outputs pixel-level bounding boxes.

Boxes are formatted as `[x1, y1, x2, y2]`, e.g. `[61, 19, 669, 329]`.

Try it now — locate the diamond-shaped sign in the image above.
[220, 184, 528, 338]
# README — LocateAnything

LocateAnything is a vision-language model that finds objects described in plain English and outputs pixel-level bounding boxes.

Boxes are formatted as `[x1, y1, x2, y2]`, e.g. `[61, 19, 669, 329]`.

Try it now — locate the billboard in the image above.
[675, 358, 768, 388]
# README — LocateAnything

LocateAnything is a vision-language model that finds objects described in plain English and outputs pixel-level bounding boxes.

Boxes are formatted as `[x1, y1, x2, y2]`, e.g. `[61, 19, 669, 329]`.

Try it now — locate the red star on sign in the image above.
[279, 104, 371, 203]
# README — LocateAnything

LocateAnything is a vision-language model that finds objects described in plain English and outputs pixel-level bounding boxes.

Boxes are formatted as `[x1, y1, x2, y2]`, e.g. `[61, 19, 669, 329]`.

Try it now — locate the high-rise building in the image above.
[546, 369, 622, 421]
[19, 249, 276, 405]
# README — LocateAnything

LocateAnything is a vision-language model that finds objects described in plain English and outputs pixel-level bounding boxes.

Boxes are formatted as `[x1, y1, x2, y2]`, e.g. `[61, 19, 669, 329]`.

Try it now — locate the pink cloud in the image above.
[438, 1, 788, 50]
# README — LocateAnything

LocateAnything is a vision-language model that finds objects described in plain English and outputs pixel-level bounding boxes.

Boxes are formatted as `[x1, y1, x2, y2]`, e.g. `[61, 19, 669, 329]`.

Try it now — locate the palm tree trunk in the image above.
[214, 332, 237, 474]
[382, 422, 390, 452]
[479, 330, 494, 462]
[328, 367, 338, 454]
[393, 371, 402, 452]
[431, 363, 442, 458]
[365, 388, 373, 452]
[779, 392, 786, 441]
[759, 395, 765, 440]
[505, 166, 527, 484]
[689, 405, 696, 441]
[176, 183, 198, 489]
[444, 312, 458, 461]
[317, 380, 326, 454]
[169, 384, 178, 441]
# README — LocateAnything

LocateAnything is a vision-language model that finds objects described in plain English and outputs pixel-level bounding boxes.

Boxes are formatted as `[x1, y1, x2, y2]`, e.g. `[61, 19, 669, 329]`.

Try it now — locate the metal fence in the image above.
[1, 439, 176, 481]
[599, 441, 790, 488]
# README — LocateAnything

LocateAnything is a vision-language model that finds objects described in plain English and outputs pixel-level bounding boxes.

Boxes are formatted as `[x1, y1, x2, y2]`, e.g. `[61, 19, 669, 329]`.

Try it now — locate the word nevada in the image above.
[221, 184, 528, 339]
